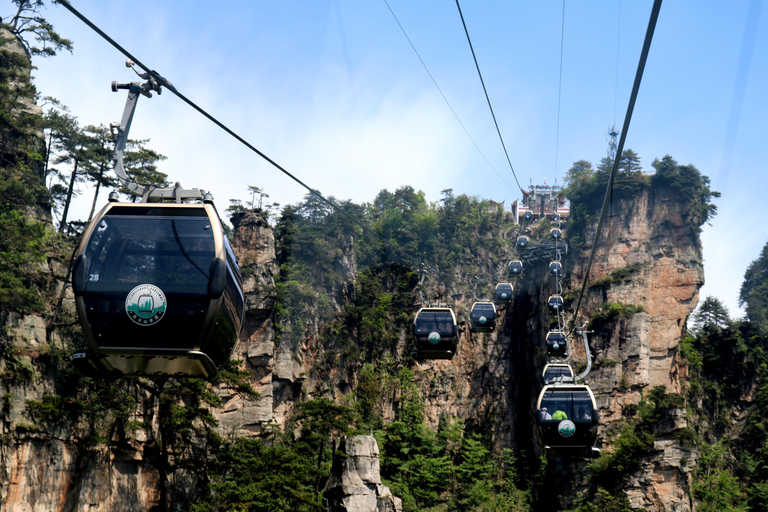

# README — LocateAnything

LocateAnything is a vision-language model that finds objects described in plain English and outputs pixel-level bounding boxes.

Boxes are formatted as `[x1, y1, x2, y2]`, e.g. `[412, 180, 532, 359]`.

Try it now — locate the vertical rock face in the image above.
[572, 188, 703, 394]
[217, 210, 279, 436]
[0, 177, 707, 508]
[324, 435, 402, 512]
[566, 187, 704, 510]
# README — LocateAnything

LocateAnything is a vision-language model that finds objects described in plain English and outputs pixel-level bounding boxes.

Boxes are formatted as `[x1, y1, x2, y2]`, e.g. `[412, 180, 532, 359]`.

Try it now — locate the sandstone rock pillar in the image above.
[324, 435, 402, 512]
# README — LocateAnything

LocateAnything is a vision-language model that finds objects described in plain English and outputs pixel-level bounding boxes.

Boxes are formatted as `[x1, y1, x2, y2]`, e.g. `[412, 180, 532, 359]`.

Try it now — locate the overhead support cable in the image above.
[454, 0, 524, 195]
[613, 0, 623, 126]
[383, 0, 517, 193]
[554, 0, 566, 185]
[567, 0, 663, 335]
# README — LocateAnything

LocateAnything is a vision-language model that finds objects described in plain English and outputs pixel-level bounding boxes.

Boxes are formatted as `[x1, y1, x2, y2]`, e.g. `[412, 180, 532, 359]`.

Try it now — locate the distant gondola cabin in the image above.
[546, 330, 568, 358]
[509, 260, 523, 276]
[547, 295, 564, 312]
[470, 301, 496, 333]
[495, 283, 514, 303]
[517, 236, 529, 249]
[549, 261, 563, 276]
[542, 363, 574, 385]
[413, 307, 459, 359]
[550, 228, 562, 240]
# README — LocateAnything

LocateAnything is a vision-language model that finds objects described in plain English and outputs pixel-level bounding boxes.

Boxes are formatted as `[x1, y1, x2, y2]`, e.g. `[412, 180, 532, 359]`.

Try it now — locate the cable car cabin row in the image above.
[542, 363, 574, 385]
[546, 330, 568, 358]
[470, 301, 496, 333]
[536, 384, 601, 458]
[508, 260, 523, 276]
[495, 283, 514, 303]
[71, 202, 245, 379]
[413, 307, 458, 359]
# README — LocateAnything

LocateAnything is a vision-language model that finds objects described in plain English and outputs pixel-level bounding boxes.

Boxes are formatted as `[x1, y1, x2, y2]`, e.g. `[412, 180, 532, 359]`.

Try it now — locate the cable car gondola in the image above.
[549, 261, 563, 276]
[71, 201, 245, 378]
[495, 283, 514, 304]
[547, 295, 564, 313]
[508, 260, 523, 276]
[469, 301, 496, 333]
[523, 211, 533, 222]
[545, 330, 568, 358]
[535, 383, 600, 458]
[550, 228, 562, 241]
[542, 363, 574, 385]
[517, 236, 529, 249]
[413, 306, 459, 359]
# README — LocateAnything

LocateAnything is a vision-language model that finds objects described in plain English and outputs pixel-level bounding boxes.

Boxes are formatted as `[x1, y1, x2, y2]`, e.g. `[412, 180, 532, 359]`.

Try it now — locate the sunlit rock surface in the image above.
[324, 435, 402, 512]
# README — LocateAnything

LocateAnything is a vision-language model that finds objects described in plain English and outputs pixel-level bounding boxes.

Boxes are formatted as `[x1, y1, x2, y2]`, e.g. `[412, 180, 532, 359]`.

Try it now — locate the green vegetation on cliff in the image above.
[0, 24, 50, 312]
[563, 151, 719, 251]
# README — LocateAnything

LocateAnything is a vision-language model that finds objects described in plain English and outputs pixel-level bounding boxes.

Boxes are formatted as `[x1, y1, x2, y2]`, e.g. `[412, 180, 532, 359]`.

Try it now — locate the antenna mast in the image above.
[606, 125, 619, 160]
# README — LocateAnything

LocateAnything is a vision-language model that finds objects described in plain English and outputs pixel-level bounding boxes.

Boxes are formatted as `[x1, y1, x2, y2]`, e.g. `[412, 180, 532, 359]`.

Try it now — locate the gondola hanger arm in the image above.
[110, 60, 203, 203]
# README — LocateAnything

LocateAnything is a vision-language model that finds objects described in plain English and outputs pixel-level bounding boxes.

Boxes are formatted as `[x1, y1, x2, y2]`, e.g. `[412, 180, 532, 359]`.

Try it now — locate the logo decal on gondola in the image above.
[479, 316, 487, 324]
[501, 293, 508, 299]
[125, 284, 167, 326]
[428, 332, 441, 344]
[558, 420, 576, 438]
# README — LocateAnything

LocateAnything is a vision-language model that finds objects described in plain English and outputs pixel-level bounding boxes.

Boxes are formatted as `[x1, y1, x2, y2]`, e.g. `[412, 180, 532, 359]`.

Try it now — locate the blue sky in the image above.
[22, 0, 768, 318]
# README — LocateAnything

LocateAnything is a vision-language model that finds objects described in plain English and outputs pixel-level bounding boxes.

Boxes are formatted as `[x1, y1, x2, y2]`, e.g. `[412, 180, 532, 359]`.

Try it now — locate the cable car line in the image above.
[612, 0, 623, 126]
[382, 0, 517, 193]
[553, 0, 566, 185]
[454, 0, 524, 195]
[567, 0, 663, 336]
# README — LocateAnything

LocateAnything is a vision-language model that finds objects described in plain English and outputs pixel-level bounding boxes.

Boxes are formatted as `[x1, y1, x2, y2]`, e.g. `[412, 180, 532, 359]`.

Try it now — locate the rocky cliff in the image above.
[561, 186, 704, 511]
[0, 183, 707, 511]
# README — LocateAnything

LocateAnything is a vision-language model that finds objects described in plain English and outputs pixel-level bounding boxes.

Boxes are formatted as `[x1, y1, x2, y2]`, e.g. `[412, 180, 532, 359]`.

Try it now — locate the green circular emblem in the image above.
[479, 316, 487, 324]
[558, 420, 576, 438]
[428, 332, 441, 345]
[501, 293, 508, 299]
[125, 284, 167, 326]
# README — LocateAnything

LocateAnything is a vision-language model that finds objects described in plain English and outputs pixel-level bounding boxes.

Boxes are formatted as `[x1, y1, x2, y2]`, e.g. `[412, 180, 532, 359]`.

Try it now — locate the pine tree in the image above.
[693, 295, 731, 331]
[3, 0, 73, 59]
[740, 240, 768, 330]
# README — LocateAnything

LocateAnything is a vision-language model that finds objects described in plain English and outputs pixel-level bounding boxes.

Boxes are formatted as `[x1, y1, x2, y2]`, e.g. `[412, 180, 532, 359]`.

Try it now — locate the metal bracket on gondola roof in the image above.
[110, 60, 203, 203]
[418, 267, 426, 305]
[574, 322, 593, 382]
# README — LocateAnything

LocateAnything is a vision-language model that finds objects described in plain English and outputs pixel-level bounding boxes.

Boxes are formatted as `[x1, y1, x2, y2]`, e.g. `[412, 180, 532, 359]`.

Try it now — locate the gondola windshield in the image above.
[414, 310, 456, 337]
[86, 214, 214, 287]
[539, 389, 594, 423]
